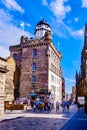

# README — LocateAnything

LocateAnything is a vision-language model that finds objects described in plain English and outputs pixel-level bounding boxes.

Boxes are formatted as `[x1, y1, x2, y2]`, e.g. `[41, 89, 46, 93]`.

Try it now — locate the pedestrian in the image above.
[44, 101, 48, 111]
[84, 101, 87, 116]
[56, 101, 60, 112]
[33, 102, 36, 112]
[66, 101, 70, 112]
[61, 101, 66, 112]
[77, 101, 80, 110]
[47, 101, 51, 112]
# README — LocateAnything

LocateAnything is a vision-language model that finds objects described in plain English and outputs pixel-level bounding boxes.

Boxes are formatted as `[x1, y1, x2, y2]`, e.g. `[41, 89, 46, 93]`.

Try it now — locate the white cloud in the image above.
[62, 20, 84, 38]
[42, 0, 48, 6]
[43, 0, 83, 39]
[0, 45, 10, 58]
[27, 23, 31, 27]
[50, 0, 71, 20]
[72, 61, 78, 67]
[65, 78, 75, 83]
[0, 9, 12, 23]
[74, 17, 79, 22]
[20, 21, 24, 28]
[51, 18, 84, 39]
[45, 0, 84, 39]
[81, 0, 87, 8]
[71, 28, 84, 38]
[65, 78, 75, 93]
[67, 20, 72, 24]
[0, 9, 31, 58]
[1, 0, 24, 13]
[20, 21, 31, 29]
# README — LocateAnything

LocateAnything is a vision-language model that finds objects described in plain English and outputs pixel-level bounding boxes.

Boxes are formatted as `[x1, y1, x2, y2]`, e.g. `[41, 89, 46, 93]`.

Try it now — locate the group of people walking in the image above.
[32, 99, 53, 112]
[31, 99, 71, 113]
[56, 100, 70, 113]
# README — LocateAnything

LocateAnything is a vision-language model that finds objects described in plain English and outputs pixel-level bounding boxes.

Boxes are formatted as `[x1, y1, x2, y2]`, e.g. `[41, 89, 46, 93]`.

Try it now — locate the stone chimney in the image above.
[20, 36, 28, 44]
[45, 31, 52, 40]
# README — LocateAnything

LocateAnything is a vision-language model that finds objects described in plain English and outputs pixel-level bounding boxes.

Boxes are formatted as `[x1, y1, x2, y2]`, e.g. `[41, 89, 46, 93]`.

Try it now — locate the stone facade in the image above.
[76, 24, 87, 102]
[62, 77, 65, 101]
[48, 40, 62, 103]
[5, 56, 16, 101]
[9, 20, 62, 103]
[0, 57, 7, 116]
[19, 40, 48, 97]
[72, 86, 76, 102]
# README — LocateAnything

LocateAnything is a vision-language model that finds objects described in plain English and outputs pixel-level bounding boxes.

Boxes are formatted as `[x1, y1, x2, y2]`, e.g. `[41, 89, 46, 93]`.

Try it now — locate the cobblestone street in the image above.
[0, 104, 78, 130]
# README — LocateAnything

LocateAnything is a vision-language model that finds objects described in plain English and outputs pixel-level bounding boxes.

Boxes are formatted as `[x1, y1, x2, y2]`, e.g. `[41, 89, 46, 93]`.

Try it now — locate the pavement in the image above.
[0, 104, 78, 130]
[60, 107, 87, 130]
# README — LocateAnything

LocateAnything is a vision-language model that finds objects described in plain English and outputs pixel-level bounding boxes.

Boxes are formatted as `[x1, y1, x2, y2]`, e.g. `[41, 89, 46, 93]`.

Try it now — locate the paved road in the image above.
[61, 107, 87, 130]
[0, 105, 78, 130]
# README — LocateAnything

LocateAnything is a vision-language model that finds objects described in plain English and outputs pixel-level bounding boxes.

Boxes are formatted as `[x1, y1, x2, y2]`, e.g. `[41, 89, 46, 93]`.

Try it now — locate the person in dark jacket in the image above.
[84, 101, 87, 116]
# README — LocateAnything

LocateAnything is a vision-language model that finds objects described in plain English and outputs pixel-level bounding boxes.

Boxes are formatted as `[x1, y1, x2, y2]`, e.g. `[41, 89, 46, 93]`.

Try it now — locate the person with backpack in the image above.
[66, 101, 70, 112]
[61, 101, 66, 112]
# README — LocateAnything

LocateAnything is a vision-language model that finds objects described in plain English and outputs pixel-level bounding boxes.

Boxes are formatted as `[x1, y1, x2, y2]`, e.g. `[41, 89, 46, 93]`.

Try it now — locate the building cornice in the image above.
[9, 37, 62, 60]
[0, 57, 7, 61]
[0, 67, 8, 73]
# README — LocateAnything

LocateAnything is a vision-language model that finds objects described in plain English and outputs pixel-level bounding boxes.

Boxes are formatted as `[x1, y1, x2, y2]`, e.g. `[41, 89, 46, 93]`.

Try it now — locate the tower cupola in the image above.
[34, 19, 52, 39]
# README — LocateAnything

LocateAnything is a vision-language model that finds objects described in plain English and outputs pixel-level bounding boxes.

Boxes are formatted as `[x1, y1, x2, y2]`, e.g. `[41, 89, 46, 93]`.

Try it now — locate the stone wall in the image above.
[0, 57, 7, 116]
[5, 56, 16, 101]
[20, 42, 48, 97]
[9, 36, 62, 101]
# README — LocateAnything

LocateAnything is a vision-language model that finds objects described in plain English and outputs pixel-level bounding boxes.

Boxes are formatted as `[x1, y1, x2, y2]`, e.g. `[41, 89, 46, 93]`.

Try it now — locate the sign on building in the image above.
[78, 96, 85, 105]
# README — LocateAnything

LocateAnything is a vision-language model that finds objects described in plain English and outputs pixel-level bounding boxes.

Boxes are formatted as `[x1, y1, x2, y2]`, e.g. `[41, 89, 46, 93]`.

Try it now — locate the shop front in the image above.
[29, 92, 37, 100]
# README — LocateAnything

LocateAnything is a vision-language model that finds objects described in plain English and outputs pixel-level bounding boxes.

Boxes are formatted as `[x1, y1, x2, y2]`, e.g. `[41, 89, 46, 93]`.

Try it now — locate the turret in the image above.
[45, 31, 52, 40]
[34, 19, 52, 39]
[75, 70, 79, 82]
[84, 23, 87, 47]
[20, 36, 28, 44]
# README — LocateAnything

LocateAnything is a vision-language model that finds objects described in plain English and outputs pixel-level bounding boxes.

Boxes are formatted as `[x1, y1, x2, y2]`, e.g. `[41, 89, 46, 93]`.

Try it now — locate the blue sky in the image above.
[0, 0, 87, 93]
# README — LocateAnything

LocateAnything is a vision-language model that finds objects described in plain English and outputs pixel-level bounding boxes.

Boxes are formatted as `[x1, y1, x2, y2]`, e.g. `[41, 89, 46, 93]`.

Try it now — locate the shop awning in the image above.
[29, 93, 37, 96]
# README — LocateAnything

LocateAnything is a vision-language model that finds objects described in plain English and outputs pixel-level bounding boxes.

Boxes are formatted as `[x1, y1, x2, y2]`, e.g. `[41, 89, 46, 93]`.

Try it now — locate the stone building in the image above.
[62, 77, 65, 101]
[76, 24, 87, 102]
[9, 19, 62, 103]
[5, 56, 16, 101]
[71, 86, 76, 102]
[0, 57, 7, 116]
